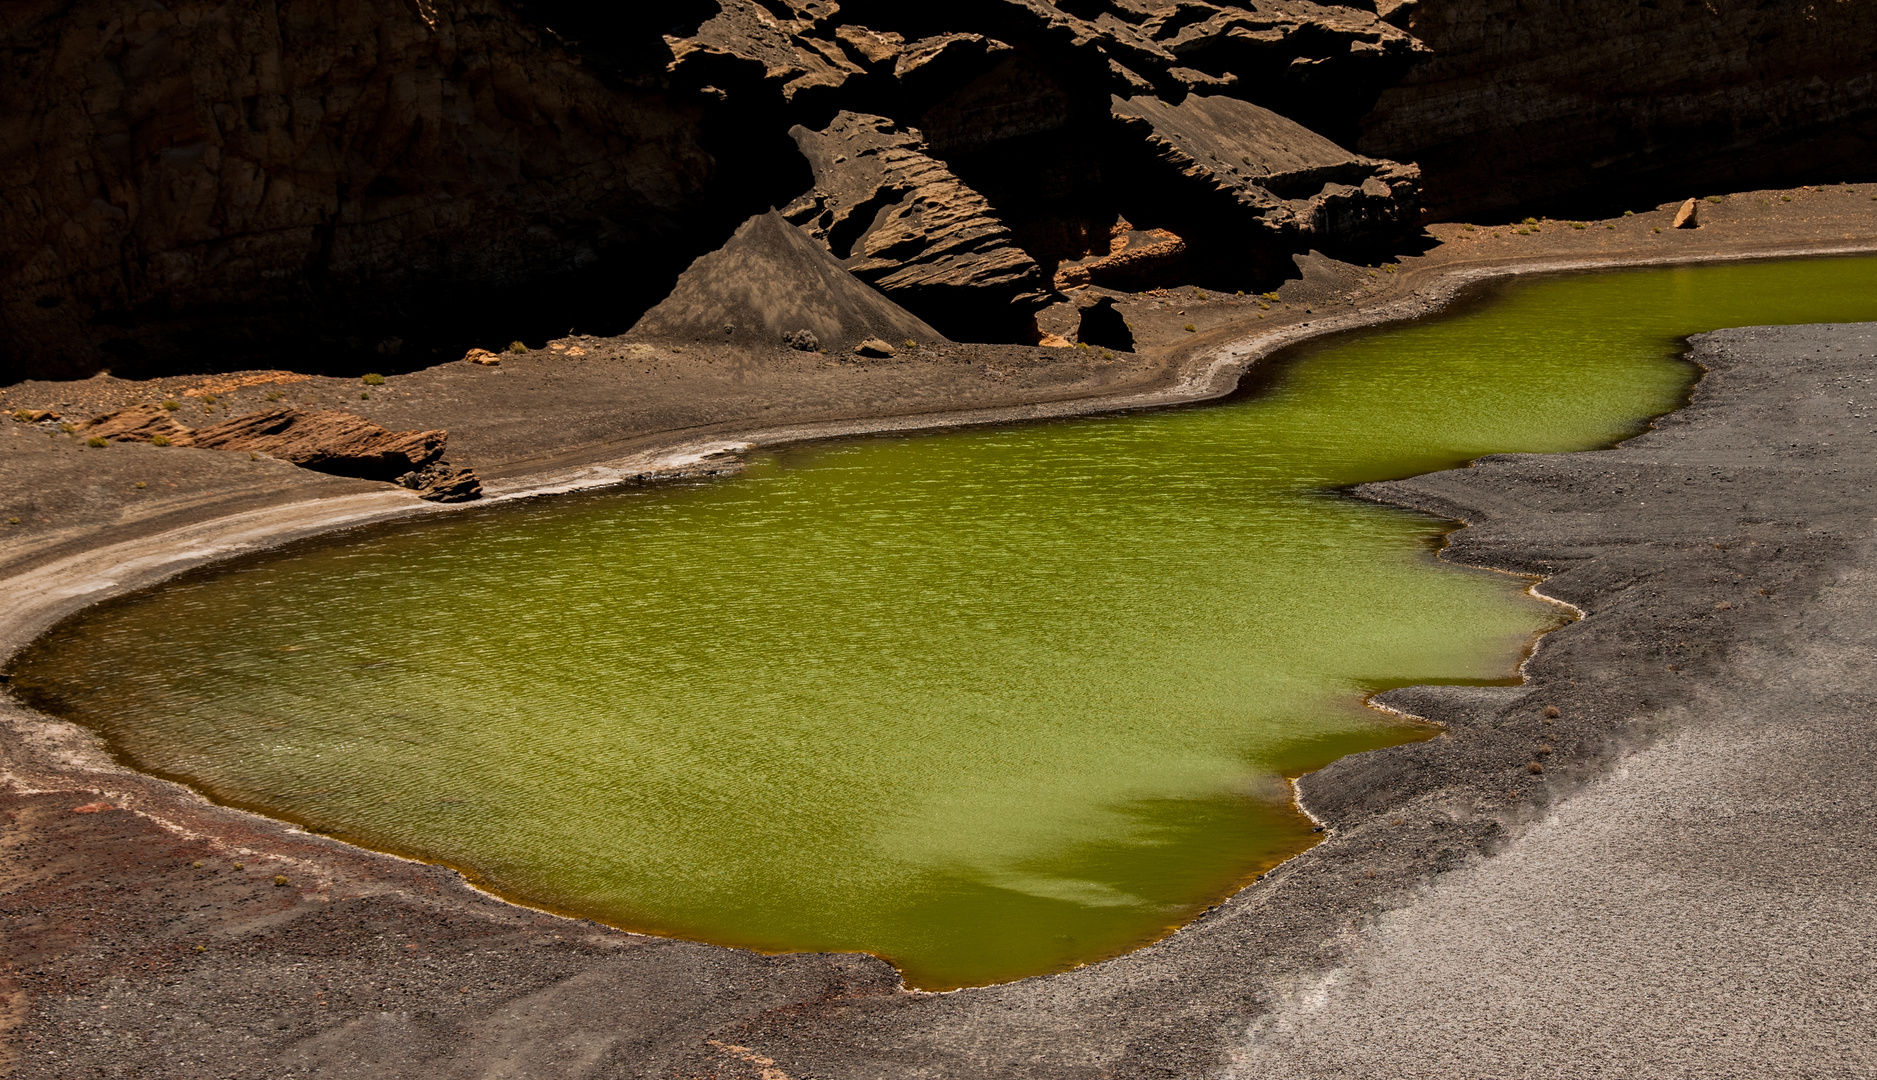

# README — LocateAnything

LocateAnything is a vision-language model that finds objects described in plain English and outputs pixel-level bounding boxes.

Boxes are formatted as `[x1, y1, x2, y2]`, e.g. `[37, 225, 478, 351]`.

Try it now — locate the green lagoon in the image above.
[16, 256, 1877, 988]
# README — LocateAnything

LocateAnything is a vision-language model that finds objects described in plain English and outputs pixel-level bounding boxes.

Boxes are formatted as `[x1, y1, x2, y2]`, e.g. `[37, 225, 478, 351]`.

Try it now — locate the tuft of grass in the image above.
[1517, 227, 1531, 235]
[1261, 291, 1280, 302]
[134, 481, 146, 489]
[191, 861, 203, 868]
[903, 339, 917, 348]
[1570, 221, 1588, 230]
[1183, 323, 1197, 333]
[267, 390, 284, 401]
[273, 875, 289, 887]
[58, 421, 75, 432]
[6, 517, 19, 526]
[508, 340, 528, 353]
[1606, 224, 1617, 229]
[1100, 351, 1113, 361]
[1706, 195, 1723, 204]
[233, 862, 244, 870]
[86, 436, 107, 448]
[362, 372, 386, 386]
[1527, 762, 1545, 775]
[1653, 226, 1663, 233]
[1382, 264, 1398, 273]
[359, 391, 371, 400]
[1521, 216, 1538, 225]
[151, 434, 171, 447]
[1623, 209, 1635, 216]
[1782, 195, 1793, 202]
[161, 399, 180, 411]
[1463, 224, 1477, 231]
[1193, 288, 1207, 299]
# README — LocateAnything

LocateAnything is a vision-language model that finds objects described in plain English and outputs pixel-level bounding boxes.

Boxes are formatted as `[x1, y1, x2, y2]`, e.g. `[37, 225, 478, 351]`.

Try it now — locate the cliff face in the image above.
[0, 0, 732, 380]
[1361, 0, 1877, 220]
[5, 0, 1874, 381]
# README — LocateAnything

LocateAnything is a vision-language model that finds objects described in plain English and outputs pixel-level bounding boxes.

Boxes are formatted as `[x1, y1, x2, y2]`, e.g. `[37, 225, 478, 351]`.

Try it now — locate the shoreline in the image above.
[5, 197, 1877, 1077]
[8, 237, 1873, 662]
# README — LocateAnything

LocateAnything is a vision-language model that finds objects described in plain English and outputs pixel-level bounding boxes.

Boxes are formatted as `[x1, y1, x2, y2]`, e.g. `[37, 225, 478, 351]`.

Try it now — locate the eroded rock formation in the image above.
[5, 0, 1872, 378]
[785, 112, 1051, 339]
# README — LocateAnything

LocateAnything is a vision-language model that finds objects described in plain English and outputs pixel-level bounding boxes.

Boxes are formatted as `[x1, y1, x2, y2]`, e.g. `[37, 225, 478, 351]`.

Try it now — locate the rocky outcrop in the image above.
[191, 408, 447, 482]
[630, 210, 946, 350]
[82, 404, 196, 446]
[785, 112, 1051, 340]
[1360, 0, 1877, 219]
[1113, 93, 1420, 246]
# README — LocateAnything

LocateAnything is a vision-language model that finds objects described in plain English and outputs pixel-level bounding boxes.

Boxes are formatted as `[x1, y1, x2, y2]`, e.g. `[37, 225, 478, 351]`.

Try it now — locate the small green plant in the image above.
[58, 421, 75, 432]
[86, 436, 106, 447]
[151, 434, 171, 447]
[1463, 224, 1477, 231]
[508, 340, 528, 353]
[1705, 195, 1723, 204]
[191, 861, 203, 868]
[1192, 288, 1206, 299]
[1782, 195, 1793, 202]
[1623, 210, 1635, 217]
[6, 517, 19, 526]
[1235, 289, 1245, 296]
[1262, 291, 1280, 302]
[1383, 264, 1398, 273]
[903, 339, 917, 349]
[1183, 323, 1197, 333]
[359, 391, 371, 400]
[161, 399, 180, 411]
[1517, 227, 1530, 235]
[1653, 226, 1663, 233]
[1521, 216, 1538, 225]
[362, 373, 386, 386]
[134, 481, 146, 489]
[1100, 351, 1113, 361]
[267, 390, 284, 401]
[1606, 224, 1617, 230]
[273, 875, 289, 887]
[1570, 221, 1588, 230]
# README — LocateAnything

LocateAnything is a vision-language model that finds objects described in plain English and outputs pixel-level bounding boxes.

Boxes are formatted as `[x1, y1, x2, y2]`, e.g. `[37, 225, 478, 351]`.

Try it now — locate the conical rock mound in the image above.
[630, 210, 945, 350]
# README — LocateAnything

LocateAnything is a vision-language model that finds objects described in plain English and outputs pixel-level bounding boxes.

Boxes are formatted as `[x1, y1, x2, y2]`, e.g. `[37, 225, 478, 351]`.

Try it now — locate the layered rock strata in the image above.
[1113, 93, 1421, 246]
[81, 403, 476, 499]
[785, 113, 1051, 339]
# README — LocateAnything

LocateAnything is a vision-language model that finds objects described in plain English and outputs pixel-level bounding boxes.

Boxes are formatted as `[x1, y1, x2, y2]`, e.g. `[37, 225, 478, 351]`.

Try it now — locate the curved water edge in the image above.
[4, 241, 1869, 661]
[6, 248, 1877, 993]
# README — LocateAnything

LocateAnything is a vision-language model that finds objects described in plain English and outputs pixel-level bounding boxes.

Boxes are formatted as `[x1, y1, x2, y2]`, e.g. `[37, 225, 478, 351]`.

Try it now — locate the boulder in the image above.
[630, 210, 945, 351]
[1673, 198, 1700, 229]
[191, 409, 448, 482]
[396, 461, 484, 502]
[855, 338, 897, 358]
[785, 112, 1051, 339]
[1054, 220, 1189, 290]
[83, 405, 196, 446]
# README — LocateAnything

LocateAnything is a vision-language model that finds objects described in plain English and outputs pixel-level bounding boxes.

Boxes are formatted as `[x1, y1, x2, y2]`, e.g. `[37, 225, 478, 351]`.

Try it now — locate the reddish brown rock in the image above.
[82, 404, 196, 446]
[1054, 221, 1189, 290]
[191, 409, 447, 481]
[1673, 199, 1700, 230]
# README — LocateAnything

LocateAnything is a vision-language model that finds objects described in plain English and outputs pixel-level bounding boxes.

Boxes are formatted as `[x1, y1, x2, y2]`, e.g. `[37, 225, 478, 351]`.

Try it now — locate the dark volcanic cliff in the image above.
[3, 0, 1873, 381]
[1362, 0, 1877, 220]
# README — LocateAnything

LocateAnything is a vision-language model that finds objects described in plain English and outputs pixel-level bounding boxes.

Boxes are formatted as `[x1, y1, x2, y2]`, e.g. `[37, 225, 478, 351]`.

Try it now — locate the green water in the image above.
[15, 257, 1877, 988]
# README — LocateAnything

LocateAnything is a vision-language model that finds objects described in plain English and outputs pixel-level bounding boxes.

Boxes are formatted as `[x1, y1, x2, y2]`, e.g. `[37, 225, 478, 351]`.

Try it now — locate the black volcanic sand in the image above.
[3, 193, 1877, 1077]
